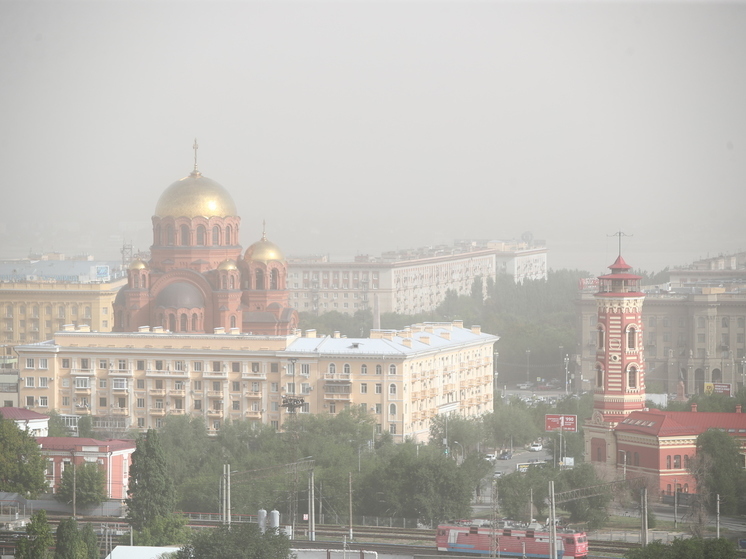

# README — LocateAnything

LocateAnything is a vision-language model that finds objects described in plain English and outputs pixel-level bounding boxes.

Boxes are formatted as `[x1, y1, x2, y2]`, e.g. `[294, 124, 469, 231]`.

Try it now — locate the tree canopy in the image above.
[15, 509, 54, 559]
[126, 429, 175, 530]
[55, 462, 107, 509]
[624, 537, 736, 559]
[689, 429, 746, 515]
[0, 414, 47, 498]
[174, 523, 291, 559]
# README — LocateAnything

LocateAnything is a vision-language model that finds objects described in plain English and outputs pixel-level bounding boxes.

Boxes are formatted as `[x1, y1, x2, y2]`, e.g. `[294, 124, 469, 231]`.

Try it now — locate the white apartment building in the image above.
[288, 240, 547, 316]
[14, 321, 498, 442]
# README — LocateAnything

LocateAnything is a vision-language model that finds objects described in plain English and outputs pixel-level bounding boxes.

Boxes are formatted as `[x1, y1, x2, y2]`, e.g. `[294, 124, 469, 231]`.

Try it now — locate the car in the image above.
[517, 383, 531, 390]
[529, 442, 543, 452]
[498, 450, 513, 460]
[485, 453, 497, 462]
[493, 471, 504, 478]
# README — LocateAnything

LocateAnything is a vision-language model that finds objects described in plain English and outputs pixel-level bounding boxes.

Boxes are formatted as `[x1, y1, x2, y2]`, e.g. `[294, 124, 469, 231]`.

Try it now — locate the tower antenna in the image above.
[608, 230, 632, 256]
[193, 138, 199, 173]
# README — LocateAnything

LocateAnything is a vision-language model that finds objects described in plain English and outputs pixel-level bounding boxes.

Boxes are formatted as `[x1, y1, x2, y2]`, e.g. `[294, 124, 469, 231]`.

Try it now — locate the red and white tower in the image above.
[585, 253, 646, 466]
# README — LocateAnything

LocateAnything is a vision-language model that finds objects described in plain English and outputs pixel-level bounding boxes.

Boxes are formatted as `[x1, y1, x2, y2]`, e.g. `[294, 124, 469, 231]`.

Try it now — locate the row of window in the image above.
[155, 224, 236, 247]
[6, 304, 100, 319]
[55, 358, 282, 373]
[328, 363, 395, 375]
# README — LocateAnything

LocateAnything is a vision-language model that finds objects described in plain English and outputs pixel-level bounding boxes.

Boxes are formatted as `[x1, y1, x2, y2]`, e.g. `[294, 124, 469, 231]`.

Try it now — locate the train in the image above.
[436, 519, 588, 558]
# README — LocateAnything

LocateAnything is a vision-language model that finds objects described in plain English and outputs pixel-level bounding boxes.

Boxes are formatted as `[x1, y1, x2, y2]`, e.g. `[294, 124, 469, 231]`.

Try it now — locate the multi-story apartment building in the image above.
[577, 269, 746, 396]
[14, 320, 497, 442]
[288, 239, 547, 316]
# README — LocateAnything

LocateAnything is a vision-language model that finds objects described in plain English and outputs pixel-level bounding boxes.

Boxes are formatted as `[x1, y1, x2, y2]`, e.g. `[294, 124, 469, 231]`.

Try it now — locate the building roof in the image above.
[615, 408, 746, 438]
[154, 170, 237, 218]
[36, 437, 136, 453]
[105, 546, 179, 559]
[0, 407, 49, 421]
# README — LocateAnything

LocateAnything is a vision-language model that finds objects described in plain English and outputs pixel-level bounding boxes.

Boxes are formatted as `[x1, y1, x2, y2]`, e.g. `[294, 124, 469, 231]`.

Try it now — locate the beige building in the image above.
[288, 239, 547, 316]
[14, 320, 497, 442]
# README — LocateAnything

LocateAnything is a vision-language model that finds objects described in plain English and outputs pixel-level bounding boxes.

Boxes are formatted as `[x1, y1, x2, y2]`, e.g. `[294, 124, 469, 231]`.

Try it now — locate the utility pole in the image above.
[549, 481, 557, 559]
[309, 468, 316, 541]
[641, 487, 648, 546]
[673, 479, 677, 529]
[72, 454, 77, 518]
[717, 494, 720, 539]
[348, 472, 353, 540]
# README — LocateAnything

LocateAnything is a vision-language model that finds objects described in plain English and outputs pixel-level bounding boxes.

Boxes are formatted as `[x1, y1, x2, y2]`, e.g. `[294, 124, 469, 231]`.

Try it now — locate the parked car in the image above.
[517, 383, 532, 390]
[529, 442, 543, 452]
[499, 450, 513, 460]
[485, 453, 497, 462]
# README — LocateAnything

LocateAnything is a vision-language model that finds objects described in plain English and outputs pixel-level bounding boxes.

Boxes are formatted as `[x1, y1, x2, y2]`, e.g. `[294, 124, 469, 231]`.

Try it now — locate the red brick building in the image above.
[36, 437, 136, 500]
[584, 254, 746, 497]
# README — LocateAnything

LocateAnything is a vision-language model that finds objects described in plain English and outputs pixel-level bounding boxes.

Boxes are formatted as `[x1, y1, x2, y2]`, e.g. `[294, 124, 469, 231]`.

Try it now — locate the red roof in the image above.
[609, 254, 632, 272]
[36, 437, 136, 452]
[615, 409, 746, 438]
[0, 407, 50, 421]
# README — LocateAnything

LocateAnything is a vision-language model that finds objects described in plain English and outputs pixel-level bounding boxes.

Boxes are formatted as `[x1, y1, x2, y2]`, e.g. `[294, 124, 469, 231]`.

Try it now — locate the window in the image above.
[25, 377, 34, 388]
[271, 402, 279, 412]
[627, 327, 636, 350]
[75, 377, 90, 389]
[389, 403, 396, 416]
[251, 381, 260, 392]
[361, 364, 367, 375]
[99, 359, 108, 369]
[674, 455, 681, 469]
[666, 455, 672, 469]
[137, 418, 145, 428]
[113, 378, 126, 390]
[136, 398, 145, 408]
[62, 396, 69, 406]
[343, 363, 350, 375]
[375, 404, 382, 414]
[252, 362, 261, 373]
[26, 396, 34, 407]
[39, 358, 48, 370]
[174, 381, 184, 390]
[39, 377, 48, 388]
[329, 403, 336, 414]
[597, 327, 605, 349]
[375, 384, 382, 394]
[136, 379, 145, 389]
[62, 359, 70, 369]
[232, 362, 241, 373]
[155, 399, 164, 409]
[376, 365, 382, 375]
[232, 381, 240, 392]
[194, 400, 202, 410]
[390, 423, 397, 435]
[100, 397, 107, 407]
[193, 361, 202, 372]
[212, 361, 221, 372]
[389, 364, 397, 375]
[99, 378, 107, 388]
[389, 383, 397, 396]
[173, 360, 185, 372]
[26, 358, 35, 369]
[271, 382, 279, 392]
[193, 380, 202, 390]
[118, 359, 127, 370]
[136, 360, 145, 371]
[360, 383, 368, 394]
[627, 366, 637, 389]
[212, 381, 221, 392]
[155, 379, 164, 389]
[155, 360, 164, 371]
[232, 401, 240, 411]
[329, 363, 336, 374]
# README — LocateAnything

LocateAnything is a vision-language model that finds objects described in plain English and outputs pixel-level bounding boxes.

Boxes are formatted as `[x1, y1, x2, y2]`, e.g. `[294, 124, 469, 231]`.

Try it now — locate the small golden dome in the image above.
[245, 232, 284, 263]
[217, 259, 238, 271]
[129, 259, 148, 270]
[154, 171, 237, 218]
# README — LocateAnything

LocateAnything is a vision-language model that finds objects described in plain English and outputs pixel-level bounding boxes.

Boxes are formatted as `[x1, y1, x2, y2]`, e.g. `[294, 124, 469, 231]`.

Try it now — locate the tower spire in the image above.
[192, 138, 200, 176]
[608, 230, 632, 256]
[262, 219, 267, 241]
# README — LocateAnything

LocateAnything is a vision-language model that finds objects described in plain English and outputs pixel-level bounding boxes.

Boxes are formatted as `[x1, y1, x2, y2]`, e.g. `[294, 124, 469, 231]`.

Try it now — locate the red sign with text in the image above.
[545, 414, 577, 432]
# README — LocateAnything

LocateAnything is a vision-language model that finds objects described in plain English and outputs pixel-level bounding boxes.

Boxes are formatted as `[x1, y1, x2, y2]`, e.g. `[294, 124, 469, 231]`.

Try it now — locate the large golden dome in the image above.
[154, 170, 237, 218]
[245, 231, 285, 263]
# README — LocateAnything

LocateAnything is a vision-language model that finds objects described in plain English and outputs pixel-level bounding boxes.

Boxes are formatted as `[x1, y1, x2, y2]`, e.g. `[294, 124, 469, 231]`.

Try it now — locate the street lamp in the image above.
[453, 441, 464, 463]
[564, 354, 570, 395]
[525, 350, 531, 385]
[619, 450, 627, 480]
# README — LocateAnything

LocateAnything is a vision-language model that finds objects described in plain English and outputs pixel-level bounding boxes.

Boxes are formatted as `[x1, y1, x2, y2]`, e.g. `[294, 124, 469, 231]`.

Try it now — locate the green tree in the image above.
[126, 429, 175, 531]
[624, 536, 736, 559]
[174, 522, 291, 559]
[76, 416, 93, 438]
[15, 509, 54, 559]
[55, 462, 107, 508]
[54, 518, 86, 559]
[0, 414, 47, 498]
[78, 523, 99, 559]
[133, 513, 190, 546]
[47, 411, 71, 437]
[690, 429, 746, 515]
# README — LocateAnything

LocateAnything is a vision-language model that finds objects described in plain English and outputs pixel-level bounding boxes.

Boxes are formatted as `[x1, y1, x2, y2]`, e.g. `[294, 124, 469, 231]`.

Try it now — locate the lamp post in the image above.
[564, 354, 570, 395]
[674, 478, 678, 529]
[525, 350, 531, 386]
[453, 441, 464, 463]
[619, 450, 626, 480]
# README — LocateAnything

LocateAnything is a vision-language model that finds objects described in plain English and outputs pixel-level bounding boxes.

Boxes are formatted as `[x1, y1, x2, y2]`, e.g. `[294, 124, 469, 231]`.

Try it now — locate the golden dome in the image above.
[129, 259, 148, 270]
[154, 171, 237, 218]
[245, 232, 284, 263]
[217, 259, 238, 271]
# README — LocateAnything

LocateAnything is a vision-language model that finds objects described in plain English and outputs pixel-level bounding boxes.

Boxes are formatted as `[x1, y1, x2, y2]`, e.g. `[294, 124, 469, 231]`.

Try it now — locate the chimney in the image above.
[691, 403, 697, 412]
[151, 326, 163, 333]
[370, 330, 383, 339]
[333, 331, 341, 339]
[229, 328, 240, 335]
[402, 338, 412, 348]
[737, 405, 742, 414]
[471, 325, 482, 335]
[213, 327, 225, 335]
[138, 326, 150, 333]
[420, 335, 430, 345]
[441, 331, 451, 340]
[453, 320, 464, 329]
[306, 329, 317, 338]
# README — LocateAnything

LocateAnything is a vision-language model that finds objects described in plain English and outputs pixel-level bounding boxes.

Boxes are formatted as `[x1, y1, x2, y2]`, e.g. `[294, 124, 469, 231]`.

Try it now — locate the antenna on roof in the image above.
[607, 230, 632, 256]
[192, 138, 199, 174]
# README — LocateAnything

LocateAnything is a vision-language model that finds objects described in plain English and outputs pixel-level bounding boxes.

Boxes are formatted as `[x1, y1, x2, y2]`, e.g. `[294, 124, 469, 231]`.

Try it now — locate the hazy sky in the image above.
[1, 0, 744, 275]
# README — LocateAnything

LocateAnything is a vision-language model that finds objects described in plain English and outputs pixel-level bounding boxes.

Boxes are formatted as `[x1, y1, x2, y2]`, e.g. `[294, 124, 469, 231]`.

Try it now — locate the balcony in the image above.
[111, 408, 129, 416]
[242, 372, 266, 380]
[169, 389, 186, 397]
[170, 408, 186, 415]
[324, 372, 351, 381]
[207, 390, 223, 398]
[74, 386, 92, 394]
[323, 393, 351, 401]
[71, 368, 95, 376]
[246, 391, 262, 399]
[245, 410, 262, 419]
[110, 369, 133, 377]
[149, 389, 166, 397]
[149, 407, 166, 416]
[207, 409, 224, 418]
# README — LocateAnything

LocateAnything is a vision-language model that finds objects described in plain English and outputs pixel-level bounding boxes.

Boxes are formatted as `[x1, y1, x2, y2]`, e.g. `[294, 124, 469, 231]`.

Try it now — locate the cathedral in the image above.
[113, 149, 298, 336]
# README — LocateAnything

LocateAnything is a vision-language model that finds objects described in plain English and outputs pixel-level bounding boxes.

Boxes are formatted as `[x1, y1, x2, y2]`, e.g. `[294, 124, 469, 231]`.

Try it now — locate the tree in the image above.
[126, 429, 175, 531]
[0, 414, 47, 498]
[690, 429, 746, 515]
[54, 517, 86, 559]
[133, 513, 190, 546]
[624, 537, 737, 559]
[174, 522, 291, 559]
[78, 523, 99, 559]
[76, 416, 93, 438]
[55, 462, 107, 509]
[15, 509, 54, 559]
[47, 411, 71, 437]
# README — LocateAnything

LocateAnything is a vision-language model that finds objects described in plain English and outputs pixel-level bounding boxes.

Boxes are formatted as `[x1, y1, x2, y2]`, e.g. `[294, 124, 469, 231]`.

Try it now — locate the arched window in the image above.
[376, 365, 382, 375]
[225, 225, 232, 245]
[229, 276, 235, 289]
[5, 305, 11, 317]
[256, 269, 265, 290]
[597, 326, 605, 350]
[666, 455, 671, 469]
[389, 403, 396, 416]
[596, 447, 602, 462]
[196, 225, 206, 245]
[389, 383, 397, 395]
[389, 364, 397, 375]
[361, 364, 368, 375]
[192, 313, 198, 331]
[627, 327, 636, 350]
[180, 313, 188, 332]
[180, 224, 190, 246]
[58, 305, 65, 318]
[141, 274, 147, 288]
[634, 452, 639, 466]
[166, 224, 174, 246]
[722, 317, 729, 328]
[133, 275, 139, 288]
[116, 311, 123, 328]
[230, 315, 237, 329]
[329, 363, 336, 374]
[45, 305, 51, 316]
[270, 269, 279, 290]
[212, 226, 221, 246]
[343, 364, 351, 374]
[628, 366, 637, 389]
[596, 365, 604, 387]
[32, 305, 39, 317]
[221, 276, 227, 290]
[154, 224, 161, 245]
[169, 314, 176, 332]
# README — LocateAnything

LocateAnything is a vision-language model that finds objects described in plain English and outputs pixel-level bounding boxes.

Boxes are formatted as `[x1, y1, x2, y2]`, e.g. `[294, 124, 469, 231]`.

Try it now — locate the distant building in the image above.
[0, 406, 49, 437]
[14, 320, 497, 442]
[288, 239, 547, 316]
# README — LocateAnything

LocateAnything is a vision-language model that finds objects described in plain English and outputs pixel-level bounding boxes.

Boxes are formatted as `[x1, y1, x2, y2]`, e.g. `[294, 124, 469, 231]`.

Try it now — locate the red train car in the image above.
[436, 520, 588, 558]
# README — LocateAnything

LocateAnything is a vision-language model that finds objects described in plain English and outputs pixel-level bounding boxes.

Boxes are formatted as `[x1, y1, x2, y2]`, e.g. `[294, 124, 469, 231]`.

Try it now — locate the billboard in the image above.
[704, 383, 731, 396]
[545, 414, 577, 433]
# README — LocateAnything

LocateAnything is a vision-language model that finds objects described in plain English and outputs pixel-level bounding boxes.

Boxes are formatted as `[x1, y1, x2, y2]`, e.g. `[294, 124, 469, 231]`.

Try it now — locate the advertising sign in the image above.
[545, 414, 578, 433]
[704, 383, 731, 396]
